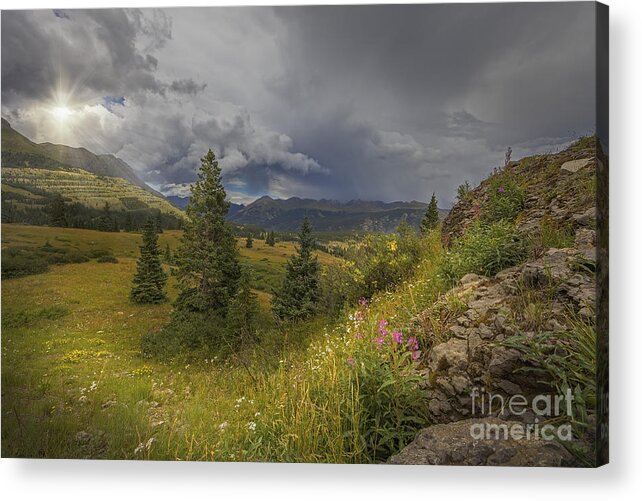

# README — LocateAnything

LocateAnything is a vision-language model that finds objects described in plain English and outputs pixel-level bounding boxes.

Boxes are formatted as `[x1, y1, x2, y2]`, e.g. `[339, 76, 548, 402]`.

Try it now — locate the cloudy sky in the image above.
[1, 3, 597, 206]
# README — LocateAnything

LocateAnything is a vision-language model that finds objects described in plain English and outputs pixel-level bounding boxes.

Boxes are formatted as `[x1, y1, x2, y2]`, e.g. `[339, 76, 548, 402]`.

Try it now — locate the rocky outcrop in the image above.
[442, 138, 598, 244]
[417, 236, 595, 425]
[395, 140, 599, 466]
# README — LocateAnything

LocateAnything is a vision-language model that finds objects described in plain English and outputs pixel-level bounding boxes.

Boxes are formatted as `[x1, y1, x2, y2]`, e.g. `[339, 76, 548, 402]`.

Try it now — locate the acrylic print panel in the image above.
[0, 2, 608, 466]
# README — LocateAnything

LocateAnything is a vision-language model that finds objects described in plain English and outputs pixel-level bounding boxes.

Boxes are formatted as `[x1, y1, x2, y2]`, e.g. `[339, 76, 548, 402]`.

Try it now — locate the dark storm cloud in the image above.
[1, 9, 171, 101]
[170, 79, 207, 95]
[264, 2, 596, 202]
[1, 3, 597, 205]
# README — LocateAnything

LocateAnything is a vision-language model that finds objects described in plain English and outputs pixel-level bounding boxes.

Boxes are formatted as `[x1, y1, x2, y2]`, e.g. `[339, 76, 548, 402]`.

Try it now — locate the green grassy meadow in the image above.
[2, 223, 372, 460]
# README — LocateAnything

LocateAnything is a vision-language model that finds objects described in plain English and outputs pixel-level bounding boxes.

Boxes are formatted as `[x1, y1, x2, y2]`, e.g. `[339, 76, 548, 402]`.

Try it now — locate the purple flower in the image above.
[374, 336, 385, 349]
[346, 357, 356, 367]
[392, 331, 403, 344]
[379, 319, 388, 336]
[358, 298, 369, 307]
[354, 331, 364, 340]
[407, 336, 419, 351]
[497, 186, 505, 193]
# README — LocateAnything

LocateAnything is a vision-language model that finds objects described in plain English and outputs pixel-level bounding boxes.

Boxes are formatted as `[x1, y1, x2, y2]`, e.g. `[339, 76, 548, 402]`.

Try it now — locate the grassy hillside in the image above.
[1, 119, 182, 228]
[2, 167, 183, 217]
[1, 224, 339, 289]
[1, 222, 444, 461]
[1, 118, 154, 193]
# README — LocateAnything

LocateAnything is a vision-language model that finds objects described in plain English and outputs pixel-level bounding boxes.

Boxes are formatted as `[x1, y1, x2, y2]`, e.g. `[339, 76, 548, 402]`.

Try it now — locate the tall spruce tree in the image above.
[48, 194, 67, 227]
[174, 149, 241, 313]
[130, 219, 167, 304]
[227, 266, 260, 343]
[97, 203, 113, 232]
[245, 234, 253, 248]
[155, 211, 164, 234]
[420, 193, 440, 233]
[124, 212, 134, 232]
[272, 217, 320, 321]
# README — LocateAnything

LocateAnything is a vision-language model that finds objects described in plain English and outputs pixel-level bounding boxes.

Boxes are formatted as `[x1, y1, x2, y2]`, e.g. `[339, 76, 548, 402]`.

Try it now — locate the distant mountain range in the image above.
[168, 194, 447, 232]
[167, 195, 245, 218]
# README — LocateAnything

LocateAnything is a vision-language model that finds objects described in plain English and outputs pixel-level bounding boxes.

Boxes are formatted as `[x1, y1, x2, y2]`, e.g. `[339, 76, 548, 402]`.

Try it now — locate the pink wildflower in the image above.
[392, 331, 403, 344]
[379, 319, 388, 336]
[497, 186, 505, 193]
[346, 357, 356, 367]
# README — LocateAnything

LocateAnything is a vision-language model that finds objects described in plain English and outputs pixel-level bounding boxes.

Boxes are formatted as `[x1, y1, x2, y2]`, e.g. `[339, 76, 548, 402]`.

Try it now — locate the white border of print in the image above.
[0, 1, 640, 501]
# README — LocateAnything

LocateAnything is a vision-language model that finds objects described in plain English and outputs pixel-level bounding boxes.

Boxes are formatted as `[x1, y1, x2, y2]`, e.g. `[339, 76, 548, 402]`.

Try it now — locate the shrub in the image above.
[1, 252, 49, 279]
[1, 244, 94, 278]
[87, 248, 113, 259]
[47, 249, 90, 264]
[141, 310, 224, 360]
[352, 354, 427, 461]
[440, 220, 528, 284]
[321, 223, 422, 314]
[332, 307, 428, 461]
[530, 216, 575, 255]
[2, 305, 70, 328]
[502, 310, 596, 449]
[483, 175, 525, 222]
[457, 181, 472, 201]
[97, 254, 119, 263]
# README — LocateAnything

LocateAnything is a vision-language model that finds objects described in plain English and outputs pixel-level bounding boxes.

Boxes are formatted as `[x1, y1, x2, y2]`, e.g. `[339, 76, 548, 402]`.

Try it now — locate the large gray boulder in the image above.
[389, 418, 575, 467]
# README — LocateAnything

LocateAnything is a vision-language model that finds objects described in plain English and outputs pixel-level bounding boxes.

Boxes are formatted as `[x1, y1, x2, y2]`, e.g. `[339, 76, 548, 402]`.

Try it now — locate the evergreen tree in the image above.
[48, 194, 67, 227]
[246, 234, 253, 248]
[227, 266, 260, 343]
[174, 149, 241, 313]
[272, 217, 321, 321]
[130, 219, 167, 304]
[164, 244, 173, 264]
[155, 211, 164, 234]
[124, 212, 134, 232]
[266, 231, 276, 246]
[420, 193, 440, 234]
[457, 181, 472, 201]
[97, 203, 113, 232]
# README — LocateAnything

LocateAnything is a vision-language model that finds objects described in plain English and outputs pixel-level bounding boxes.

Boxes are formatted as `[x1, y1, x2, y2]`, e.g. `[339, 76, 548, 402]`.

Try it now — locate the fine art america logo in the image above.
[470, 387, 574, 442]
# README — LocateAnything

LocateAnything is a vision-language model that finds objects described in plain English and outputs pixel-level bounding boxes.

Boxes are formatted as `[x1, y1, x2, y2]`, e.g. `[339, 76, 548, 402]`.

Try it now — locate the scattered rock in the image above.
[75, 431, 92, 445]
[428, 338, 468, 375]
[101, 400, 117, 410]
[521, 249, 573, 288]
[573, 207, 596, 227]
[460, 273, 483, 286]
[561, 158, 592, 173]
